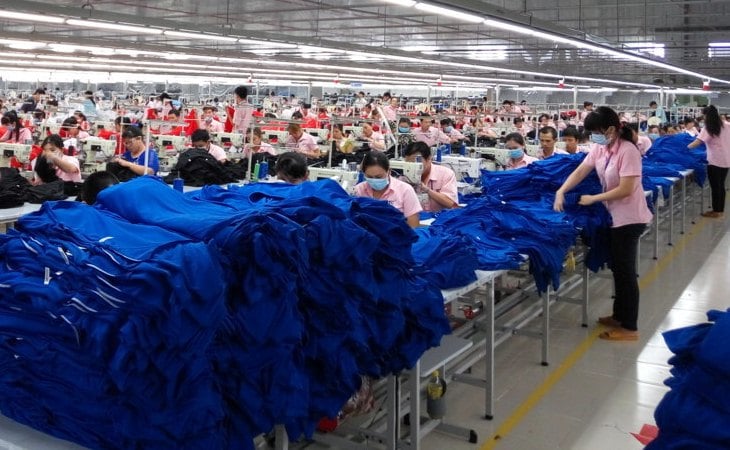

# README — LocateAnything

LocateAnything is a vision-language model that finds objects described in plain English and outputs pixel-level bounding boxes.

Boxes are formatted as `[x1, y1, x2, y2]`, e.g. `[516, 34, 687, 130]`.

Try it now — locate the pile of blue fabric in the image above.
[0, 201, 228, 449]
[647, 308, 730, 449]
[0, 177, 450, 450]
[644, 133, 707, 187]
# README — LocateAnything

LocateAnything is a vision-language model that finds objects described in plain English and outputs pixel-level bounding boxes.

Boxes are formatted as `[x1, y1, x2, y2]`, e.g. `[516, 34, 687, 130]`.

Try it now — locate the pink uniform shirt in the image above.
[582, 139, 653, 228]
[31, 154, 82, 183]
[207, 143, 228, 161]
[233, 102, 254, 133]
[423, 164, 458, 212]
[636, 135, 652, 155]
[355, 176, 423, 218]
[506, 154, 538, 170]
[413, 127, 450, 147]
[698, 123, 730, 168]
[0, 127, 32, 143]
[286, 132, 319, 154]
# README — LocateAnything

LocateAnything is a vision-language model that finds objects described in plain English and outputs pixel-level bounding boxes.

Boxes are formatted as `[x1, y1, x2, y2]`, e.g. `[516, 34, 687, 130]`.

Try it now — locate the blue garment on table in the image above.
[644, 134, 706, 187]
[412, 228, 479, 289]
[0, 201, 228, 450]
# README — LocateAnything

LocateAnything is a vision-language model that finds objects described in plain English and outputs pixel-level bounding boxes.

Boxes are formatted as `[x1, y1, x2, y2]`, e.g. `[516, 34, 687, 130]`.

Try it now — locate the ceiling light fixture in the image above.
[413, 3, 484, 23]
[2, 11, 65, 23]
[163, 30, 238, 42]
[66, 19, 163, 34]
[379, 0, 417, 7]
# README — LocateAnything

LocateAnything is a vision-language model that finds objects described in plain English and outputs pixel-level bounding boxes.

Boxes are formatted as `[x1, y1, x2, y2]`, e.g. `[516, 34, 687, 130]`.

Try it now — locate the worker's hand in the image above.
[578, 194, 597, 206]
[553, 191, 565, 212]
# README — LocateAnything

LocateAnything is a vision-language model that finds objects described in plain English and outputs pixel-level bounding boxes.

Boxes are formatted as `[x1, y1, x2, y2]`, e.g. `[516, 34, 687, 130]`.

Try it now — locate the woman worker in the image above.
[554, 106, 652, 341]
[354, 151, 422, 228]
[688, 105, 730, 218]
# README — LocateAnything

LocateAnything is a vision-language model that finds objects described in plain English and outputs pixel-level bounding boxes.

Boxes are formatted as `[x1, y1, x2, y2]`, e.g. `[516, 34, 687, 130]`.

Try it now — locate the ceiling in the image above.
[0, 0, 729, 90]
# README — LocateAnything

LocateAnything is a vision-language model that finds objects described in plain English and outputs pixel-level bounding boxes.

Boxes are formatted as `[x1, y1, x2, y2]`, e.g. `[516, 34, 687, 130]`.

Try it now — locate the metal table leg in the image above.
[681, 177, 687, 234]
[668, 185, 674, 246]
[654, 203, 660, 259]
[541, 287, 550, 366]
[409, 361, 421, 450]
[485, 275, 495, 420]
[386, 375, 399, 450]
[581, 262, 589, 328]
[275, 425, 289, 450]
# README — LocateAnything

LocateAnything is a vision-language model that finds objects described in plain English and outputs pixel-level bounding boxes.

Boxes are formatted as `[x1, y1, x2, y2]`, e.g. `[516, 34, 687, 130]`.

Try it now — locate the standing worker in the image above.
[688, 105, 730, 218]
[553, 106, 652, 341]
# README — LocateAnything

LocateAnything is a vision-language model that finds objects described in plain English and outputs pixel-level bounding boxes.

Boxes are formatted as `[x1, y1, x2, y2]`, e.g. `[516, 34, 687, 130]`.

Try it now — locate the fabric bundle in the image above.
[647, 308, 730, 450]
[644, 134, 707, 187]
[0, 201, 227, 449]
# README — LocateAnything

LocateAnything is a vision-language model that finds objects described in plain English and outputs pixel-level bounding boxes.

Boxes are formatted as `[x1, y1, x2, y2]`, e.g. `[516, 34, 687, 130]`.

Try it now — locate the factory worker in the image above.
[383, 96, 399, 122]
[78, 171, 119, 205]
[403, 142, 458, 212]
[538, 126, 568, 159]
[158, 110, 185, 136]
[275, 152, 309, 184]
[113, 126, 159, 175]
[285, 123, 321, 159]
[397, 117, 415, 150]
[198, 106, 225, 133]
[561, 126, 584, 154]
[244, 127, 277, 157]
[191, 129, 228, 162]
[504, 132, 538, 170]
[358, 123, 385, 151]
[354, 151, 422, 228]
[647, 125, 661, 141]
[412, 114, 451, 147]
[31, 134, 82, 184]
[554, 106, 652, 341]
[513, 117, 532, 137]
[0, 110, 32, 143]
[440, 118, 469, 143]
[232, 85, 254, 134]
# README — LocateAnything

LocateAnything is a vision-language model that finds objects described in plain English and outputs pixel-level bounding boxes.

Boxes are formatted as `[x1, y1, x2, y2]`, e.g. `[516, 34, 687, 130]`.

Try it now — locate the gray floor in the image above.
[0, 203, 727, 449]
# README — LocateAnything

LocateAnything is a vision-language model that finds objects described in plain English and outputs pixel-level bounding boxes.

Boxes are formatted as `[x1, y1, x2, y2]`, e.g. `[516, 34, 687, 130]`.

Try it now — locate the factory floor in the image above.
[0, 200, 727, 450]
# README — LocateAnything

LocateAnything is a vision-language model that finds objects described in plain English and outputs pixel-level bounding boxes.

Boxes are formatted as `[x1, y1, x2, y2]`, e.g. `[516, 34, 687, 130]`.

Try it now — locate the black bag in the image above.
[163, 149, 238, 186]
[25, 180, 67, 204]
[0, 168, 30, 208]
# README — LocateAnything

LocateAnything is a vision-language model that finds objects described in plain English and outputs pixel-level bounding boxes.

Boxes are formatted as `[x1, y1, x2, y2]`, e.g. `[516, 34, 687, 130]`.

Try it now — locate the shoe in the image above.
[597, 316, 622, 327]
[701, 211, 724, 218]
[599, 328, 639, 341]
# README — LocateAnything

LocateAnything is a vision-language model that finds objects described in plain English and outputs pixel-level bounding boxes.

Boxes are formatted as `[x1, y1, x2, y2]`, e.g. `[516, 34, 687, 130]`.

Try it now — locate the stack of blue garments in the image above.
[477, 154, 613, 276]
[0, 201, 228, 449]
[644, 133, 707, 187]
[99, 177, 450, 444]
[412, 228, 480, 289]
[188, 180, 450, 433]
[428, 195, 578, 293]
[647, 308, 730, 450]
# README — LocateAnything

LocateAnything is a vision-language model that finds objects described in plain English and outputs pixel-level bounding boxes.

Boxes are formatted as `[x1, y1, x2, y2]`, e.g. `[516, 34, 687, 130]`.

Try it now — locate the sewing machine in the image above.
[0, 143, 32, 168]
[152, 134, 188, 153]
[80, 138, 116, 174]
[388, 159, 424, 185]
[304, 128, 329, 142]
[211, 132, 244, 149]
[440, 155, 484, 180]
[307, 166, 360, 195]
[472, 147, 512, 169]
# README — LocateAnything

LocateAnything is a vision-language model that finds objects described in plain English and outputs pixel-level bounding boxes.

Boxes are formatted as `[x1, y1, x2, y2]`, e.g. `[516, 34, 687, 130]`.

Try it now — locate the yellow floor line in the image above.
[480, 218, 709, 450]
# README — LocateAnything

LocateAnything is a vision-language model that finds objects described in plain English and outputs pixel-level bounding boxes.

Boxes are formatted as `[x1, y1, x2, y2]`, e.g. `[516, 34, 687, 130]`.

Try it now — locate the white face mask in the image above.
[590, 133, 609, 145]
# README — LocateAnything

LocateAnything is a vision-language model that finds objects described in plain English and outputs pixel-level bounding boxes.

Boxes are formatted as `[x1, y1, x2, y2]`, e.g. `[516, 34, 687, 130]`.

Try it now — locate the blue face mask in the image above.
[590, 133, 609, 145]
[398, 126, 410, 133]
[508, 148, 524, 159]
[365, 176, 389, 191]
[444, 126, 453, 133]
[648, 133, 660, 140]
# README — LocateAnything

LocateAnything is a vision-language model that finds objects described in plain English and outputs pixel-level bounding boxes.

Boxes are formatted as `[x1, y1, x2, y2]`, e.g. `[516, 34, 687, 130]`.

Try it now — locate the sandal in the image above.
[599, 329, 639, 341]
[597, 316, 622, 327]
[701, 211, 724, 218]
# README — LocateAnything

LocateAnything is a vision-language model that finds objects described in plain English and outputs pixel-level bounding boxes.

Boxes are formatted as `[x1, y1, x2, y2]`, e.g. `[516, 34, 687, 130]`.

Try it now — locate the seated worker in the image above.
[504, 132, 538, 170]
[354, 151, 422, 228]
[31, 134, 82, 184]
[440, 118, 469, 143]
[357, 123, 385, 151]
[113, 126, 159, 175]
[397, 117, 415, 151]
[285, 123, 321, 159]
[158, 109, 185, 136]
[61, 117, 90, 152]
[191, 129, 228, 162]
[330, 124, 355, 154]
[78, 171, 119, 205]
[198, 106, 225, 133]
[538, 126, 568, 159]
[412, 114, 451, 147]
[625, 123, 652, 155]
[0, 110, 32, 143]
[562, 126, 583, 154]
[244, 127, 277, 157]
[275, 151, 309, 184]
[98, 116, 132, 155]
[403, 141, 458, 212]
[647, 125, 661, 141]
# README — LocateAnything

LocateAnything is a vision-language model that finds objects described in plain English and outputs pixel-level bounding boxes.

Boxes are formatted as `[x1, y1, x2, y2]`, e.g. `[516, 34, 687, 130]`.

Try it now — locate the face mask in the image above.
[590, 133, 609, 145]
[508, 148, 524, 159]
[444, 126, 453, 133]
[398, 126, 410, 133]
[6, 126, 14, 131]
[648, 133, 660, 140]
[365, 176, 389, 191]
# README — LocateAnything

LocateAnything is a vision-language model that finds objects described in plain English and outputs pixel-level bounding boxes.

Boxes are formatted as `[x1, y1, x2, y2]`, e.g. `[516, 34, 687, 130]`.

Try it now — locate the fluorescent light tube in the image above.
[3, 11, 65, 23]
[414, 3, 484, 23]
[379, 0, 417, 6]
[66, 19, 163, 34]
[164, 30, 238, 42]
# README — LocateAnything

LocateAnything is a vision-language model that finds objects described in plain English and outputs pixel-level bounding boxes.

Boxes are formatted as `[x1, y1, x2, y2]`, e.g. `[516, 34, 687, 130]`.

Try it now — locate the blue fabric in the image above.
[412, 228, 479, 289]
[644, 134, 706, 187]
[647, 309, 730, 449]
